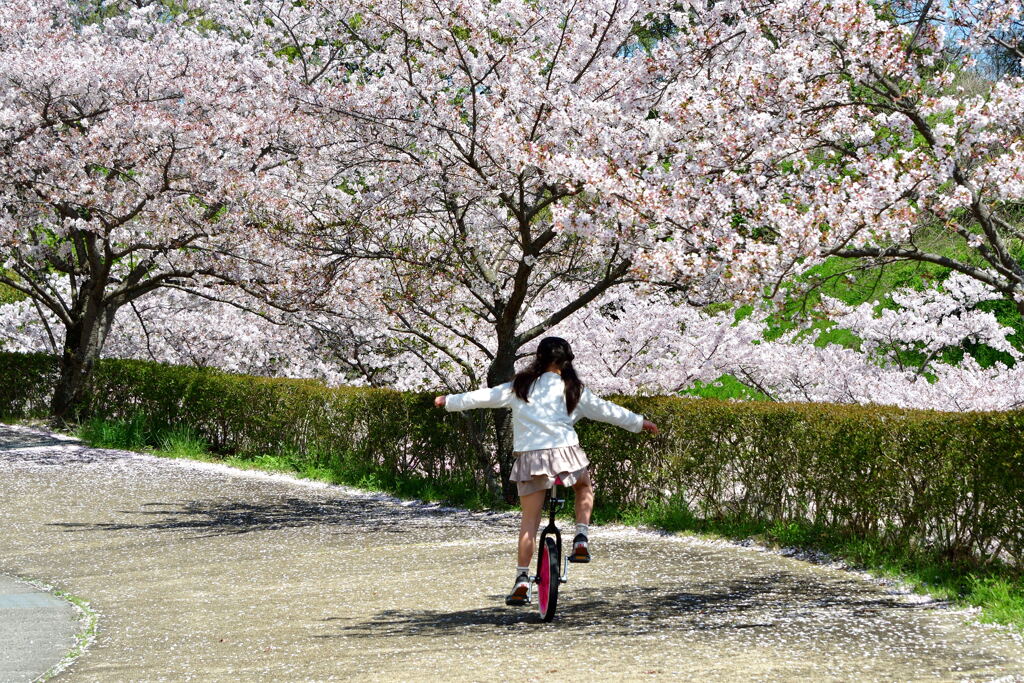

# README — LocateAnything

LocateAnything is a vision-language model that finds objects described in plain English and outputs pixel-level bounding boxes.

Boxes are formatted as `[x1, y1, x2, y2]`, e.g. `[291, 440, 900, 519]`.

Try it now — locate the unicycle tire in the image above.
[537, 536, 560, 622]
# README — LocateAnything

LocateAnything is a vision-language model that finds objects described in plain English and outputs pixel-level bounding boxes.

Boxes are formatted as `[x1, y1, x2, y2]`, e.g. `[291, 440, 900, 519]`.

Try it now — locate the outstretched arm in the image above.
[574, 388, 650, 433]
[436, 382, 514, 412]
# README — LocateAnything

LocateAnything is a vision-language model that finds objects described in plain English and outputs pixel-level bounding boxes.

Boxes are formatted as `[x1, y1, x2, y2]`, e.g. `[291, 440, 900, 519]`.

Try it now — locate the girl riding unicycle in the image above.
[434, 337, 658, 611]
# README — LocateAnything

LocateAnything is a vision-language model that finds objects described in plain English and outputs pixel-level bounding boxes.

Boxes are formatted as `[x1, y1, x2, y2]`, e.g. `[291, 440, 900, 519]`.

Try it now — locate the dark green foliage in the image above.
[0, 282, 26, 305]
[590, 396, 1024, 568]
[2, 351, 1023, 570]
[0, 352, 58, 418]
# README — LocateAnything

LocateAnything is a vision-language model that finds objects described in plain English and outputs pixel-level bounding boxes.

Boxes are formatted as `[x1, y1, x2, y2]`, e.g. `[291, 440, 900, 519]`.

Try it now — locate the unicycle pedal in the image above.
[568, 540, 590, 564]
[505, 592, 530, 606]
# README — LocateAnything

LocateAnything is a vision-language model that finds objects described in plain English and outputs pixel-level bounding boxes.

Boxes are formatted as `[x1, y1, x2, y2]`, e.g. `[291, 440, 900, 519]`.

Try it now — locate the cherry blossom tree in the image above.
[731, 272, 1024, 410]
[0, 1, 296, 420]
[190, 0, 840, 496]
[718, 0, 1024, 314]
[209, 0, 1024, 379]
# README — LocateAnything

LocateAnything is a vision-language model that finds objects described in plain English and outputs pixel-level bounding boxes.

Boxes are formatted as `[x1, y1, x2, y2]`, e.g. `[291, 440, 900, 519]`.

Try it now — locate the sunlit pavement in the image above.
[2, 423, 1023, 682]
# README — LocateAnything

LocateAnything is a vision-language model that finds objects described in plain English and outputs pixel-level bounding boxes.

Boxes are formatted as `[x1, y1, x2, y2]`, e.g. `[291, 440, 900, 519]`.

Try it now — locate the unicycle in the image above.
[532, 476, 570, 622]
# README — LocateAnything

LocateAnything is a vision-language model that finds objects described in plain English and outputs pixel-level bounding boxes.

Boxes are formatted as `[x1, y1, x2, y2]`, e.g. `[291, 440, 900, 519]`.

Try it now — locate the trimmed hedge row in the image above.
[1, 352, 495, 493]
[0, 351, 58, 419]
[2, 351, 1022, 567]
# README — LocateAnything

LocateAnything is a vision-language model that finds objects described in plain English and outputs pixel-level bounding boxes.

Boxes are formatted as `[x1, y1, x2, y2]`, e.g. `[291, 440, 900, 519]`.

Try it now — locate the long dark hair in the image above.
[512, 337, 584, 413]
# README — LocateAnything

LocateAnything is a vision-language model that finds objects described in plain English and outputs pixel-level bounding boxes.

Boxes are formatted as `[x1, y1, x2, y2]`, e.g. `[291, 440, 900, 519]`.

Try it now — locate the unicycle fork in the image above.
[531, 477, 570, 622]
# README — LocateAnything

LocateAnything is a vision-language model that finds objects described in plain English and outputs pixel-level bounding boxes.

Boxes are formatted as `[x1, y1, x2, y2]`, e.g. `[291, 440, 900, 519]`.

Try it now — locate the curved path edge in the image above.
[3, 422, 1024, 681]
[0, 573, 95, 682]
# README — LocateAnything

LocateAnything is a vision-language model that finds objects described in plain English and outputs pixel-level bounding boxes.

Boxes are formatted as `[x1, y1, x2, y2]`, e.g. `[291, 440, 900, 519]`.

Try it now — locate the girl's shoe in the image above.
[505, 572, 531, 606]
[568, 533, 590, 563]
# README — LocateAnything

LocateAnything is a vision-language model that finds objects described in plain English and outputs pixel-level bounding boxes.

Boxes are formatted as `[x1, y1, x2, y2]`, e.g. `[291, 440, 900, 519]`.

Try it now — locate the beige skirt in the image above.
[510, 444, 591, 497]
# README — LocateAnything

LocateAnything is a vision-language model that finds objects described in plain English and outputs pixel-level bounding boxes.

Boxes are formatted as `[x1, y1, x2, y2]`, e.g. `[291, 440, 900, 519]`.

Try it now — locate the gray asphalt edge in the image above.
[12, 575, 99, 682]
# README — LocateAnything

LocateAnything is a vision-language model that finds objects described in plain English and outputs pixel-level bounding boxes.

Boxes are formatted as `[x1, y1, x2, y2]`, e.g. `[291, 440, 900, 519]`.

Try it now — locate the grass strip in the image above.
[592, 497, 1024, 632]
[75, 416, 495, 510]
[16, 577, 100, 681]
[74, 415, 1024, 632]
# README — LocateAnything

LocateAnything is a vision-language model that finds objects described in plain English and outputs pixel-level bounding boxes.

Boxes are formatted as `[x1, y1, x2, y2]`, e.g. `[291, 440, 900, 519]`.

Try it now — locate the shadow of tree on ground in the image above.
[322, 573, 945, 637]
[0, 425, 87, 454]
[50, 495, 518, 539]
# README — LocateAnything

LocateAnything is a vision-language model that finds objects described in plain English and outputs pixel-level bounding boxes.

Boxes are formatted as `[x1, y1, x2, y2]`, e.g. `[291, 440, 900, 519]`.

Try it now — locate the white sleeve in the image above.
[445, 382, 514, 412]
[573, 388, 644, 432]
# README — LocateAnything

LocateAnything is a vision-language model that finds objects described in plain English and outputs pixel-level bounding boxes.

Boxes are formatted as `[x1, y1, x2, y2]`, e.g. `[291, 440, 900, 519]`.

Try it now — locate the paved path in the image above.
[0, 573, 80, 682]
[2, 423, 1024, 682]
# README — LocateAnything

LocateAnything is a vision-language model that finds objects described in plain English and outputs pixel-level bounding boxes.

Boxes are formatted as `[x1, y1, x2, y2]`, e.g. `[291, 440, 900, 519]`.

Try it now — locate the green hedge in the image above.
[0, 351, 58, 419]
[0, 352, 486, 489]
[2, 351, 1022, 568]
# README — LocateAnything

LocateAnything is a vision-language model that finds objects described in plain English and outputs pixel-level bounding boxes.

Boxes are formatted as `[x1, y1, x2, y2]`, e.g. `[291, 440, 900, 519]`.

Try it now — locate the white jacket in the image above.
[445, 372, 644, 452]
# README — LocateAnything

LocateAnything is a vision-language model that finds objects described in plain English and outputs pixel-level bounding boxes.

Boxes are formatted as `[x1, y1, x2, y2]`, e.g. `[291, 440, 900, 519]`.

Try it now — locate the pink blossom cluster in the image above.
[5, 272, 1021, 411]
[0, 283, 348, 384]
[3, 0, 1024, 417]
[211, 0, 1024, 361]
[0, 1, 298, 269]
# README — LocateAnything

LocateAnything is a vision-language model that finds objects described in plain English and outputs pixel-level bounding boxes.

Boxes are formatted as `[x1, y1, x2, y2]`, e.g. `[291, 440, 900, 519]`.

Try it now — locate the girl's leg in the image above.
[573, 469, 594, 525]
[569, 470, 594, 563]
[517, 489, 547, 568]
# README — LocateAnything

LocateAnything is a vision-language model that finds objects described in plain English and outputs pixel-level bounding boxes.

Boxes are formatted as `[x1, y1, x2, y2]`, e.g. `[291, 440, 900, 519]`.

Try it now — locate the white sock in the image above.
[516, 565, 530, 579]
[575, 523, 589, 539]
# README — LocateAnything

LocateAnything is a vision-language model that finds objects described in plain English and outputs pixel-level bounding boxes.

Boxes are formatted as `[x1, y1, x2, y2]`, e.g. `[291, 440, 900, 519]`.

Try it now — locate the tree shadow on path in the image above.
[0, 424, 131, 465]
[0, 424, 85, 450]
[322, 573, 944, 637]
[317, 574, 1010, 675]
[49, 495, 518, 539]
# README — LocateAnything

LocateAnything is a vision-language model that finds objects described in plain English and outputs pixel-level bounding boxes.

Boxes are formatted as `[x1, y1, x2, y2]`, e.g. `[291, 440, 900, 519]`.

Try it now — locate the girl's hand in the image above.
[642, 419, 659, 435]
[434, 395, 447, 408]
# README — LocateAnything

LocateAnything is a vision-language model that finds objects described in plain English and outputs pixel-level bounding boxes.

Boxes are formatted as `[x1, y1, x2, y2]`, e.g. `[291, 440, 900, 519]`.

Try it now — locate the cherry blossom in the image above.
[5, 0, 1024, 426]
[0, 1, 296, 419]
[8, 269, 1021, 412]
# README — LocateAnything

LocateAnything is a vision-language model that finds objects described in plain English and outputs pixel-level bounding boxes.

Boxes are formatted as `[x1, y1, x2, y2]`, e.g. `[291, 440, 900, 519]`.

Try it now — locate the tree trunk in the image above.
[460, 411, 498, 499]
[50, 306, 115, 425]
[488, 348, 518, 504]
[51, 324, 94, 425]
[491, 408, 516, 503]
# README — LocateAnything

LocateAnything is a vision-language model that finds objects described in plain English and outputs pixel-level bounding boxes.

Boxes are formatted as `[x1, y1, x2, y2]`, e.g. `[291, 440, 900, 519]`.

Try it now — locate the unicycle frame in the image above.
[532, 477, 570, 621]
